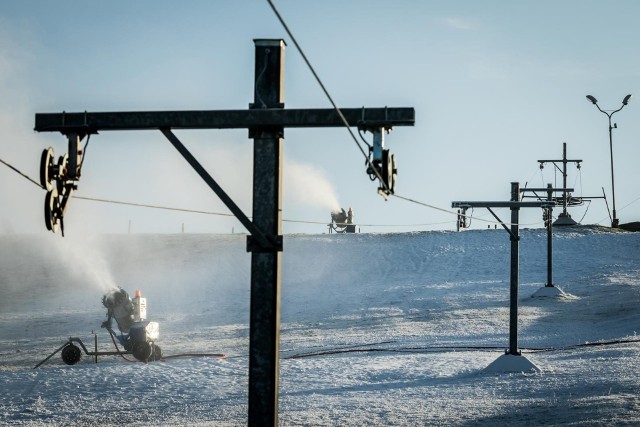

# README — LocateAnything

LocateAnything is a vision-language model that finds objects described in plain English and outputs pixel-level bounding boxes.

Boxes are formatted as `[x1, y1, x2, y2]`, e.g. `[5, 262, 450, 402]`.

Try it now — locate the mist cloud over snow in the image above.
[0, 22, 48, 234]
[284, 159, 341, 212]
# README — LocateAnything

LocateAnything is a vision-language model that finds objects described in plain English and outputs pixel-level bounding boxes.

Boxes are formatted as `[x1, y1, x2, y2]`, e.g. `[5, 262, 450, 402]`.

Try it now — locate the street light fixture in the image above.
[585, 94, 632, 228]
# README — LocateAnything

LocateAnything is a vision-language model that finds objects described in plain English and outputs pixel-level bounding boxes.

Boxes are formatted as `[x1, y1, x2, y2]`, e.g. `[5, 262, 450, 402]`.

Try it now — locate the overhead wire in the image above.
[0, 155, 463, 229]
[265, 0, 390, 195]
[265, 0, 546, 229]
[0, 157, 43, 189]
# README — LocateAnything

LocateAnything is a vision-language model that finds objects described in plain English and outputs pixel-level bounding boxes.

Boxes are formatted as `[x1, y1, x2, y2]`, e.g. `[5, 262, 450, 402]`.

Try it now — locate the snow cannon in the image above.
[329, 207, 356, 233]
[34, 287, 163, 368]
[101, 287, 161, 362]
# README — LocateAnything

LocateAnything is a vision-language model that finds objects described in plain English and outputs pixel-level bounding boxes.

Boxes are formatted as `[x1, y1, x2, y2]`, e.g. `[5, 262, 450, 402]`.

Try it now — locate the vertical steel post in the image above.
[561, 143, 568, 217]
[508, 182, 520, 355]
[607, 115, 618, 228]
[546, 183, 553, 287]
[248, 39, 285, 427]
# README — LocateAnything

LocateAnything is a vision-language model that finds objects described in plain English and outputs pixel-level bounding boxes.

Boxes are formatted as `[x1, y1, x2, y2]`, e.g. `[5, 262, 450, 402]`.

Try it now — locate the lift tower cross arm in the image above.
[33, 39, 415, 427]
[34, 107, 415, 133]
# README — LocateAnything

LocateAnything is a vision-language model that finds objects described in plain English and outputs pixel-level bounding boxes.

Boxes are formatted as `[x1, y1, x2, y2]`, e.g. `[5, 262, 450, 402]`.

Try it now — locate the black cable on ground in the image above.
[161, 353, 227, 360]
[283, 337, 640, 360]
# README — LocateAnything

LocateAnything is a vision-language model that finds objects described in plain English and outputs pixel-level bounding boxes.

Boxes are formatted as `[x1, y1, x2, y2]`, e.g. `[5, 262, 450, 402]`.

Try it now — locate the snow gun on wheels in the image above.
[329, 207, 356, 233]
[101, 287, 161, 363]
[34, 288, 161, 368]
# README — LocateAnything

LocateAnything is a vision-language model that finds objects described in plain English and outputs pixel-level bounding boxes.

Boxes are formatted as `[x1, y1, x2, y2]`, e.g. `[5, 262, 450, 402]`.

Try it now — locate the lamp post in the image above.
[586, 94, 632, 228]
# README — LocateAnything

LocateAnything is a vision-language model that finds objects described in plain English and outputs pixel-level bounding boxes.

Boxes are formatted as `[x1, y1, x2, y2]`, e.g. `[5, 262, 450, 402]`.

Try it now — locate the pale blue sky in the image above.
[1, 1, 639, 234]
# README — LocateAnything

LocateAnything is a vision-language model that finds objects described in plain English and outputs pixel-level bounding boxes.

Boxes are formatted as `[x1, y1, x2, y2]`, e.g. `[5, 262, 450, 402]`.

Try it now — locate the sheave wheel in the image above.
[44, 188, 60, 232]
[39, 147, 55, 191]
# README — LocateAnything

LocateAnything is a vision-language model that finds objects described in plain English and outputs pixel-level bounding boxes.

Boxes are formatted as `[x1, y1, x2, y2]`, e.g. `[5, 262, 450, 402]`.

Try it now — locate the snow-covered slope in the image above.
[1, 227, 639, 425]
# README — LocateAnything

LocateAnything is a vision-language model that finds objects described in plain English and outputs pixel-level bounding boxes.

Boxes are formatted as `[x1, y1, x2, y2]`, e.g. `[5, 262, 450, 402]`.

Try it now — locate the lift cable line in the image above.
[266, 0, 547, 228]
[0, 155, 446, 227]
[1, 155, 544, 229]
[0, 157, 43, 189]
[266, 0, 395, 198]
[265, 0, 369, 161]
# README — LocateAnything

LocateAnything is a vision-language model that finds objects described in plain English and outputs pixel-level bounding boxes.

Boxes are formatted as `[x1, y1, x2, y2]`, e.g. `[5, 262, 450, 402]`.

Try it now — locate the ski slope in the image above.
[1, 227, 640, 425]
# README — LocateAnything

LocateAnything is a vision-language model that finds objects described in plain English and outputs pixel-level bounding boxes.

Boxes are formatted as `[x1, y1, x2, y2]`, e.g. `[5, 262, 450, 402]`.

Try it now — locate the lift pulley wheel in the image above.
[44, 188, 61, 232]
[39, 147, 56, 191]
[56, 154, 69, 194]
[380, 149, 397, 195]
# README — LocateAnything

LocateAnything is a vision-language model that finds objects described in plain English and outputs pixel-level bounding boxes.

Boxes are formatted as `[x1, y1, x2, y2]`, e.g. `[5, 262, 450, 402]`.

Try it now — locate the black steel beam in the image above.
[451, 201, 554, 209]
[160, 128, 275, 250]
[508, 182, 520, 355]
[248, 39, 284, 427]
[520, 187, 574, 192]
[34, 107, 415, 133]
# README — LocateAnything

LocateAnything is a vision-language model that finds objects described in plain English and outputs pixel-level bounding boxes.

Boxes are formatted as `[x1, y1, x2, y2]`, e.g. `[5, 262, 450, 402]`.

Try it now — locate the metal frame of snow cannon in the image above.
[34, 288, 162, 368]
[33, 332, 159, 369]
[101, 316, 162, 362]
[39, 129, 92, 236]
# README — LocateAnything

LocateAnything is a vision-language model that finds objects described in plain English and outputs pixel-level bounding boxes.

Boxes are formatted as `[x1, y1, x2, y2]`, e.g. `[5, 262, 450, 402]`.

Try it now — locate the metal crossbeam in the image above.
[538, 158, 582, 163]
[34, 107, 415, 133]
[520, 187, 574, 193]
[451, 201, 554, 209]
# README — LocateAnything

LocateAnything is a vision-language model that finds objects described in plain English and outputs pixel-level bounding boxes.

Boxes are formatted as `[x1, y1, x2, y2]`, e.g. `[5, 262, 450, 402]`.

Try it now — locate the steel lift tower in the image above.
[34, 39, 415, 427]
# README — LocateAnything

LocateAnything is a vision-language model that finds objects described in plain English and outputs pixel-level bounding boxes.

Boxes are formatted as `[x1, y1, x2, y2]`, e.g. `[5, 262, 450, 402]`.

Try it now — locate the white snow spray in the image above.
[285, 160, 341, 211]
[49, 235, 119, 294]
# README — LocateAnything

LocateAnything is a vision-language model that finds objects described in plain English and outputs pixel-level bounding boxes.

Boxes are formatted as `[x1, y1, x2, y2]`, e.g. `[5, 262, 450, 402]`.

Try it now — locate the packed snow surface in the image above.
[1, 226, 640, 425]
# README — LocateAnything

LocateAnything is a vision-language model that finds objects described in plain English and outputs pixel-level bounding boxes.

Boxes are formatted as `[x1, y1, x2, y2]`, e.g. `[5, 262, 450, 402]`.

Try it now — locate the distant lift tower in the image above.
[537, 143, 581, 226]
[453, 182, 555, 372]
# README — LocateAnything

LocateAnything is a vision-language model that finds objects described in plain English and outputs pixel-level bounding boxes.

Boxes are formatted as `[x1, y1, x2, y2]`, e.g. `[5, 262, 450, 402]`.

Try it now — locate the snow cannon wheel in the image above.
[132, 341, 152, 362]
[61, 344, 81, 365]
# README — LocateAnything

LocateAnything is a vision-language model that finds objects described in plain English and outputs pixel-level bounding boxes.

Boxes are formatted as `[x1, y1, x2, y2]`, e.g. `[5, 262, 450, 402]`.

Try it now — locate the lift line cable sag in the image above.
[265, 0, 390, 195]
[0, 155, 453, 227]
[2, 155, 546, 229]
[264, 1, 547, 228]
